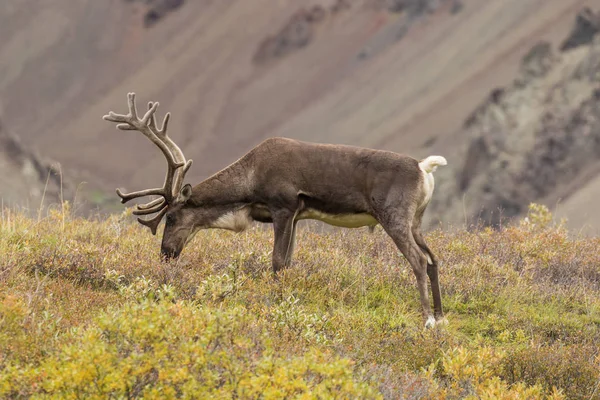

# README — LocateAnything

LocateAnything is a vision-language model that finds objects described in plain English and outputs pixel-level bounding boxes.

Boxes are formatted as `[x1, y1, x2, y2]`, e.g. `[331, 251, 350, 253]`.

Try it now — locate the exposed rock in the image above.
[330, 0, 351, 14]
[0, 119, 70, 211]
[518, 41, 556, 82]
[253, 6, 327, 65]
[450, 0, 463, 15]
[123, 0, 185, 27]
[254, 0, 462, 65]
[560, 7, 600, 52]
[381, 0, 455, 16]
[144, 0, 184, 28]
[430, 20, 600, 227]
[386, 0, 433, 15]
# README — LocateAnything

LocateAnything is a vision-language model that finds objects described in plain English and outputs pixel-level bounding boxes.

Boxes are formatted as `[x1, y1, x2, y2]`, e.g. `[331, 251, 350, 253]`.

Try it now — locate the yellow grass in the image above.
[0, 203, 599, 398]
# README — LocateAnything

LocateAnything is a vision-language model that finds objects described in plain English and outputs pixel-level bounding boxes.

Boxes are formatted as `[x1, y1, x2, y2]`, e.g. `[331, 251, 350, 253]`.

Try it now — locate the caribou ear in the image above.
[180, 184, 193, 202]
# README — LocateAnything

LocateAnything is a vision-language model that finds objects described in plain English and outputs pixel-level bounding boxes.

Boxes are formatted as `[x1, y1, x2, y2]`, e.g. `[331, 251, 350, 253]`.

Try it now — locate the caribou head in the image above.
[102, 93, 199, 259]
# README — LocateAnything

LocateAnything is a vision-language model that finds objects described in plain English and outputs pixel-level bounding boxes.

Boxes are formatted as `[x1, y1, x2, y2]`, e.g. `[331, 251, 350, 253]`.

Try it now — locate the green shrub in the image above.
[1, 203, 599, 398]
[502, 345, 600, 399]
[424, 346, 567, 399]
[0, 296, 380, 399]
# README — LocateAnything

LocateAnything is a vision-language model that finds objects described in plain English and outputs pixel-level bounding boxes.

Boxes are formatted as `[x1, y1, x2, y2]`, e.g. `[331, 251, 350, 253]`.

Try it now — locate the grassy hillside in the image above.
[1, 204, 599, 398]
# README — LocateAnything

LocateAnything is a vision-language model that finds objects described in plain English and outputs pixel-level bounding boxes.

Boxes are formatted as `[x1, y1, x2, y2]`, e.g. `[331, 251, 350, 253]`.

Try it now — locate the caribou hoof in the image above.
[424, 316, 436, 329]
[436, 317, 449, 327]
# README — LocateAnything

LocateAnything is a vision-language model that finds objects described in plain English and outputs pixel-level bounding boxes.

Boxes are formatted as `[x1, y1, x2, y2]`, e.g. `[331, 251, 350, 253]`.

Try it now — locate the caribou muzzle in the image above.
[160, 246, 181, 261]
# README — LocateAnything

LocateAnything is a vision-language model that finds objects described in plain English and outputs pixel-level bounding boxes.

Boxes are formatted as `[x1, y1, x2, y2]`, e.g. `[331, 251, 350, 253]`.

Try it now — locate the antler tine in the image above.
[142, 105, 192, 200]
[116, 188, 165, 204]
[142, 101, 185, 201]
[172, 159, 194, 199]
[155, 111, 186, 163]
[159, 112, 170, 135]
[148, 105, 178, 161]
[157, 114, 193, 199]
[183, 159, 193, 173]
[137, 207, 169, 236]
[147, 102, 159, 130]
[140, 100, 159, 126]
[102, 92, 138, 123]
[136, 197, 165, 210]
[132, 199, 168, 216]
[128, 92, 139, 119]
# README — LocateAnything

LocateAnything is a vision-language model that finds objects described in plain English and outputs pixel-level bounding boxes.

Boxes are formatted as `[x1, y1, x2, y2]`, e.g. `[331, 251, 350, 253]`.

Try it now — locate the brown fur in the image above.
[161, 138, 445, 326]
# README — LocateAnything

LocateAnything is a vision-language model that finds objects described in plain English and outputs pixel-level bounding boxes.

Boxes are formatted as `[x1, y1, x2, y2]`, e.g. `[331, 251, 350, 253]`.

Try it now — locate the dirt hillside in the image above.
[1, 0, 600, 230]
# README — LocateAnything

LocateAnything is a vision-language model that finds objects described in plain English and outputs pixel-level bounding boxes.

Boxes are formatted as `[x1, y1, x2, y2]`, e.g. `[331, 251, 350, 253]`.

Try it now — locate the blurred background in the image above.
[1, 0, 600, 233]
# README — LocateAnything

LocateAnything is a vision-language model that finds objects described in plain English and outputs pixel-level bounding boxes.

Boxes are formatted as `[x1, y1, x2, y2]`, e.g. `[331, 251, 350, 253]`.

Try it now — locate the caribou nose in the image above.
[160, 247, 180, 261]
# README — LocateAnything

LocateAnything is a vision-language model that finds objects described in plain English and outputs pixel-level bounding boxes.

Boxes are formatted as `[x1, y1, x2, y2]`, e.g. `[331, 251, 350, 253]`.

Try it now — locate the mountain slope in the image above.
[429, 9, 600, 233]
[1, 0, 600, 229]
[0, 119, 67, 211]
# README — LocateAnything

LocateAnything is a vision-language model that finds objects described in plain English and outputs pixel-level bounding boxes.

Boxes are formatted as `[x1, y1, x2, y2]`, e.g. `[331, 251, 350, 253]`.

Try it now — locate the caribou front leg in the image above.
[285, 220, 298, 266]
[271, 209, 299, 274]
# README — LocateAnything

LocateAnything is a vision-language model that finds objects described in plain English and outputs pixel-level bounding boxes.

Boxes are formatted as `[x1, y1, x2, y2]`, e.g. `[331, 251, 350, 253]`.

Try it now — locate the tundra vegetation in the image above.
[0, 203, 599, 399]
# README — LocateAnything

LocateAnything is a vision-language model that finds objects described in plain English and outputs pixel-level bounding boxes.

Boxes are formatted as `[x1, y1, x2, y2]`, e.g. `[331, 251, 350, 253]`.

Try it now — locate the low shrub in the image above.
[1, 295, 380, 399]
[1, 203, 599, 398]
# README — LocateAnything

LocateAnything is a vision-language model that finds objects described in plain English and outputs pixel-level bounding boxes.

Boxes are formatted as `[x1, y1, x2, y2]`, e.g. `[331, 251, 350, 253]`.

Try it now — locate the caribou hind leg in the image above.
[413, 229, 444, 323]
[377, 208, 436, 328]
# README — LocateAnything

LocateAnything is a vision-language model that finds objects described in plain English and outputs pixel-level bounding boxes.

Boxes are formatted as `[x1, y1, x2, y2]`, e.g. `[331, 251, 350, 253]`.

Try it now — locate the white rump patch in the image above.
[419, 170, 435, 211]
[211, 208, 252, 233]
[419, 155, 447, 173]
[418, 155, 447, 211]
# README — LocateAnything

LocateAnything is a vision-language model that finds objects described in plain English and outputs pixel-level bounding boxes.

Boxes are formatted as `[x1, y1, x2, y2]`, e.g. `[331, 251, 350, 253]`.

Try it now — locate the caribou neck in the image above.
[189, 158, 254, 208]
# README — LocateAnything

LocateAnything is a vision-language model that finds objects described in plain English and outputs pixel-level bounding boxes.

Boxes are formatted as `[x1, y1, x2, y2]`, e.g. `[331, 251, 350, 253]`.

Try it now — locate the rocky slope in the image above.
[0, 119, 68, 212]
[2, 0, 600, 230]
[429, 8, 600, 232]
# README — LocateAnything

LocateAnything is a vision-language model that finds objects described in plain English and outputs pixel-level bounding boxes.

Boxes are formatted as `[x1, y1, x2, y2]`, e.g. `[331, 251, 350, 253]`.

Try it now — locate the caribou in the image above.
[103, 92, 448, 328]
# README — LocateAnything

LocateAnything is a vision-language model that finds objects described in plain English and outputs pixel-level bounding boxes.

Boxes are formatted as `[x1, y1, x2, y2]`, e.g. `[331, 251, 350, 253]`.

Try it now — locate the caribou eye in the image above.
[166, 214, 175, 225]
